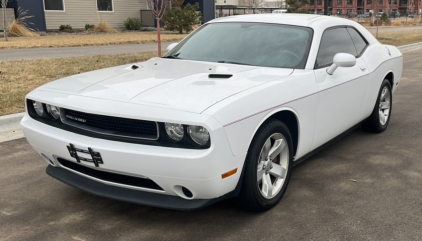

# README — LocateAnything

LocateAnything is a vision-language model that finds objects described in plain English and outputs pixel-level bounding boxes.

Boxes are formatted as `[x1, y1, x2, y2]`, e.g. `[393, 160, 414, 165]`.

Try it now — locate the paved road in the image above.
[0, 42, 171, 61]
[367, 25, 422, 34]
[0, 50, 421, 240]
[0, 26, 421, 61]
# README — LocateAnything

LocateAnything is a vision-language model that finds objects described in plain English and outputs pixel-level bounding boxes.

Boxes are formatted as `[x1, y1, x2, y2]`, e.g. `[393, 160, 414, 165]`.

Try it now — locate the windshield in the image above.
[165, 22, 313, 69]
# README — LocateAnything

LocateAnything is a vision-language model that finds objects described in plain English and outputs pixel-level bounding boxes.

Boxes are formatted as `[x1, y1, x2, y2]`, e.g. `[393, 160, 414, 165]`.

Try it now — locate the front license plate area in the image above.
[66, 143, 104, 167]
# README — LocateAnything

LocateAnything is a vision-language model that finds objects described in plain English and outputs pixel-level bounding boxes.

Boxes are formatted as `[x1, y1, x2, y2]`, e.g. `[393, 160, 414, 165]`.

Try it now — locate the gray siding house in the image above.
[4, 0, 214, 31]
[43, 0, 147, 30]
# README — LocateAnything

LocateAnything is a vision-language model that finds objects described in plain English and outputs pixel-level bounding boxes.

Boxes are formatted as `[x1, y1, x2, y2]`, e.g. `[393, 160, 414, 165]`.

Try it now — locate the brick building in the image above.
[301, 0, 422, 16]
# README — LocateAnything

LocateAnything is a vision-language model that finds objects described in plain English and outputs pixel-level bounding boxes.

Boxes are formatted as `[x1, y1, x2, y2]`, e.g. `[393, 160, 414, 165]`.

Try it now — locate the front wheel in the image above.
[238, 119, 293, 212]
[363, 79, 393, 133]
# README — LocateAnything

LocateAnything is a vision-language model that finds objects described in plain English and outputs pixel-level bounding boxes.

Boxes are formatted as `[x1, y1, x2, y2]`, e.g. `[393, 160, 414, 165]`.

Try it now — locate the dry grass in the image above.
[7, 8, 39, 37]
[376, 30, 422, 46]
[0, 31, 187, 50]
[0, 52, 156, 116]
[8, 21, 39, 37]
[357, 17, 422, 28]
[95, 20, 115, 33]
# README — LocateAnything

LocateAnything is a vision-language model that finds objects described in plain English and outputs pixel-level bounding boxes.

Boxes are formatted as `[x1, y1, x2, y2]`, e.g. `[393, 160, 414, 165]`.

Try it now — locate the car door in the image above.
[312, 27, 370, 150]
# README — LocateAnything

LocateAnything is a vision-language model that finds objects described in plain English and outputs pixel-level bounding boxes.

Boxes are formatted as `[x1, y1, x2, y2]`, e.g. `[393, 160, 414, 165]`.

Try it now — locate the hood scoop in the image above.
[208, 74, 233, 79]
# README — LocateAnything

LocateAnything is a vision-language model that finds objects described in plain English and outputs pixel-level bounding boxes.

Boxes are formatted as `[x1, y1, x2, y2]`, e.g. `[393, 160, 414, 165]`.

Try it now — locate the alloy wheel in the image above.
[257, 133, 289, 199]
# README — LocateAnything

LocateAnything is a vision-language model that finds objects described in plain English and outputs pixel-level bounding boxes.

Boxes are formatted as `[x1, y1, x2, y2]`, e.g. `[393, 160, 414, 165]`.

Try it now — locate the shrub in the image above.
[95, 21, 115, 32]
[59, 24, 73, 31]
[8, 8, 39, 37]
[124, 17, 142, 30]
[380, 12, 391, 26]
[85, 24, 95, 31]
[164, 3, 202, 34]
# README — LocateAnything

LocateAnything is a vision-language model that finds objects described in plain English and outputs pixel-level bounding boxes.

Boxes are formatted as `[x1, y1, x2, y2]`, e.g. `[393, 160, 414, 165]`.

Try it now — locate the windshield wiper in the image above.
[217, 61, 252, 66]
[163, 53, 182, 59]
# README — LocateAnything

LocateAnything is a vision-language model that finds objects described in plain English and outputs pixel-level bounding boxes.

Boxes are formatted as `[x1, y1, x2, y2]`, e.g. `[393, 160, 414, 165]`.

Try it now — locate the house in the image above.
[3, 0, 215, 32]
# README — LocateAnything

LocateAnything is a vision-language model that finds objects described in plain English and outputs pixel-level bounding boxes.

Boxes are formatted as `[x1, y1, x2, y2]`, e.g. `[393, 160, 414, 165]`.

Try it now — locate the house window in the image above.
[44, 0, 65, 11]
[317, 0, 322, 5]
[337, 0, 343, 5]
[347, 0, 353, 5]
[97, 0, 113, 11]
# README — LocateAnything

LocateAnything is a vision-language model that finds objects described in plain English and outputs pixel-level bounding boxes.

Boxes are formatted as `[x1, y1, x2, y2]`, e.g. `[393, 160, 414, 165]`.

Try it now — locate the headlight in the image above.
[165, 123, 184, 141]
[32, 101, 44, 116]
[46, 104, 61, 119]
[187, 125, 210, 145]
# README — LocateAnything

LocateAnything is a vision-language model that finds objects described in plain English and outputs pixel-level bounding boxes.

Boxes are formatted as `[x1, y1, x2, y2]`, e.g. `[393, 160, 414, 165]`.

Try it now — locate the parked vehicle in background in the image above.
[347, 12, 358, 18]
[389, 12, 400, 18]
[272, 9, 287, 14]
[357, 12, 371, 18]
[408, 14, 417, 18]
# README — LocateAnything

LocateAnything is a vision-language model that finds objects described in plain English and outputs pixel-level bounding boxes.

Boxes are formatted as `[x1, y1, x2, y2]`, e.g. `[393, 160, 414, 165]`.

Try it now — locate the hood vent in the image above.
[208, 74, 233, 79]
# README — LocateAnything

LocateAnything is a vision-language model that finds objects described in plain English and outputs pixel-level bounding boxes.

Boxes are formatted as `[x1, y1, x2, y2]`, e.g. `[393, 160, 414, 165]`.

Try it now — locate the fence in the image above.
[214, 7, 421, 22]
[215, 8, 284, 18]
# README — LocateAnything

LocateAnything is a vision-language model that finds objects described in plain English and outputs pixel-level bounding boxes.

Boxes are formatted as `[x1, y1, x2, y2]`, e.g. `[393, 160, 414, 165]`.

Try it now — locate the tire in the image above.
[363, 79, 393, 133]
[237, 119, 294, 212]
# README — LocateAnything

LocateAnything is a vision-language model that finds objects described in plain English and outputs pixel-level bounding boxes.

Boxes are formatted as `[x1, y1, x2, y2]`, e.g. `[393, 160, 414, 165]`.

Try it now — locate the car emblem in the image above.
[65, 115, 86, 123]
[66, 143, 103, 167]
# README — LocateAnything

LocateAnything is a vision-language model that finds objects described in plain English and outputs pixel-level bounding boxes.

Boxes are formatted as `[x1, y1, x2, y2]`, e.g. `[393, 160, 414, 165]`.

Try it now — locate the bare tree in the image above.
[1, 0, 9, 41]
[372, 0, 381, 38]
[146, 0, 171, 57]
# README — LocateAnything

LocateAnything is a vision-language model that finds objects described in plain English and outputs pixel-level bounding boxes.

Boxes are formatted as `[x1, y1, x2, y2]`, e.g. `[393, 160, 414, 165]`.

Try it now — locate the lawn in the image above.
[376, 30, 422, 46]
[0, 31, 188, 50]
[0, 52, 157, 116]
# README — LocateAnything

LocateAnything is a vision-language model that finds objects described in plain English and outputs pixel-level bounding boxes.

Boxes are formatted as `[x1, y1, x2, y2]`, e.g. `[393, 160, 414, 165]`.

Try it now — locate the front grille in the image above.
[61, 109, 158, 140]
[57, 158, 163, 191]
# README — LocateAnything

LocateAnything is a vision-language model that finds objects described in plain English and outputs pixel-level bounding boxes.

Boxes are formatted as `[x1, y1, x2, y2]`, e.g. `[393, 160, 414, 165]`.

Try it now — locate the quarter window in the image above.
[44, 0, 64, 11]
[97, 0, 113, 11]
[315, 27, 357, 68]
[347, 27, 368, 56]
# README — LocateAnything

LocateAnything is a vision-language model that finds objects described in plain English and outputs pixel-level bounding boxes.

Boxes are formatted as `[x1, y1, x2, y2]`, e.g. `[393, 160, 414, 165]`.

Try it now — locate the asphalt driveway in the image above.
[0, 49, 421, 241]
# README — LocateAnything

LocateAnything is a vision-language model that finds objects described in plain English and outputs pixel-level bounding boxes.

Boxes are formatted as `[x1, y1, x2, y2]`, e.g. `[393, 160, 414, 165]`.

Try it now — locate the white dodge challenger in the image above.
[21, 14, 403, 211]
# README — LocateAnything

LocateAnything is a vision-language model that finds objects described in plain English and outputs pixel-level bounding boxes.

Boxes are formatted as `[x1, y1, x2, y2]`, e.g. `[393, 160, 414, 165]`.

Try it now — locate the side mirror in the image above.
[167, 42, 178, 52]
[326, 53, 356, 75]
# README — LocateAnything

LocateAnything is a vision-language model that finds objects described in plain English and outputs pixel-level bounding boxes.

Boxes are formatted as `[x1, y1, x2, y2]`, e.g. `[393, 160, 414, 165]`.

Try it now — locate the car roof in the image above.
[208, 13, 355, 28]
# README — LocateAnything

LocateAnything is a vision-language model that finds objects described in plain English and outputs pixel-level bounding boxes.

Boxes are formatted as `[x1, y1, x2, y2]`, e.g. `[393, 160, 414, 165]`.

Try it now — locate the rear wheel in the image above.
[238, 119, 293, 212]
[363, 79, 392, 133]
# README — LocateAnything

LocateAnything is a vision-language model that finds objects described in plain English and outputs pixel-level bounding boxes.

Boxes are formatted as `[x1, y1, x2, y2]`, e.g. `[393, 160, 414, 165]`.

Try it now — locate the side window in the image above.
[347, 27, 368, 56]
[315, 28, 357, 68]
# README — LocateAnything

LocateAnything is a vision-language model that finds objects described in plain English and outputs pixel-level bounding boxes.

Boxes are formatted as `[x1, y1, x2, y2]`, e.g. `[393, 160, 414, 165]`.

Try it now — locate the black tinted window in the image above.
[44, 0, 64, 11]
[347, 27, 368, 55]
[316, 28, 357, 68]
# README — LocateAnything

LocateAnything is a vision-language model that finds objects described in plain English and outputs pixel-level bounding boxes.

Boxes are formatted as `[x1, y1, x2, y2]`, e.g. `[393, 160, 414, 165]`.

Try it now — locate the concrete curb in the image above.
[0, 113, 25, 143]
[397, 42, 422, 53]
[0, 113, 25, 133]
[0, 43, 421, 143]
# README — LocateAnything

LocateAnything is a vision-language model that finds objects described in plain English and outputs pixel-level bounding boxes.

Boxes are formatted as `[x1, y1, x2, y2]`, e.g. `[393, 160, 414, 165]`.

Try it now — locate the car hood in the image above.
[40, 58, 293, 113]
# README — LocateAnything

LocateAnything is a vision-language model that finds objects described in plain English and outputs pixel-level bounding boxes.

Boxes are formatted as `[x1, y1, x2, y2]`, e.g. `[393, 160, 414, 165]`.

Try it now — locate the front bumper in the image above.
[46, 166, 232, 211]
[21, 113, 246, 210]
